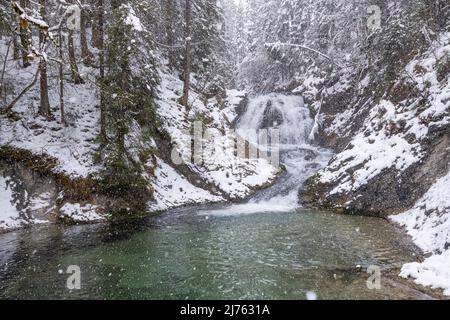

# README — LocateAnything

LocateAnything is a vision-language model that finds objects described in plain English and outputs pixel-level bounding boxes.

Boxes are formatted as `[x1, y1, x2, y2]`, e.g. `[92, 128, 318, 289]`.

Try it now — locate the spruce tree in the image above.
[99, 1, 159, 202]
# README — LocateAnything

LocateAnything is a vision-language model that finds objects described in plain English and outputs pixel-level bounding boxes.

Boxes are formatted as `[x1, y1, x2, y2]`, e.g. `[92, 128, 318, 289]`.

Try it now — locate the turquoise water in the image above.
[0, 206, 426, 300]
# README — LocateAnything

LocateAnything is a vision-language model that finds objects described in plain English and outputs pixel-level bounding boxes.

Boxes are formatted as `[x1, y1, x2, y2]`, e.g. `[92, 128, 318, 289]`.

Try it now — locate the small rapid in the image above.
[201, 94, 333, 216]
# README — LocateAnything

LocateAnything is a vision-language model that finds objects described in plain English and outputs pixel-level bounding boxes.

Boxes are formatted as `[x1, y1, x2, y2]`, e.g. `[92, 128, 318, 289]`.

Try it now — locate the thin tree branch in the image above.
[265, 42, 342, 67]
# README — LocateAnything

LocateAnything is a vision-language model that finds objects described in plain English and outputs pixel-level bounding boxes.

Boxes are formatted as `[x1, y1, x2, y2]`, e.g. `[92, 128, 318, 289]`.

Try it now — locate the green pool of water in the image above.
[0, 206, 427, 299]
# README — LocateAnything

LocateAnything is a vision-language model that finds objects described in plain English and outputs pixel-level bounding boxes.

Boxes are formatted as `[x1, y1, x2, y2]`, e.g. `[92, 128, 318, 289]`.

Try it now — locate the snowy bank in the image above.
[149, 157, 223, 211]
[391, 170, 450, 295]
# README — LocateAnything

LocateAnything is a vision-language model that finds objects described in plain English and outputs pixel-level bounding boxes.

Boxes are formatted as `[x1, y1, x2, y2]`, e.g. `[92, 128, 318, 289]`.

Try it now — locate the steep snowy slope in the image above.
[305, 33, 450, 216]
[304, 32, 450, 296]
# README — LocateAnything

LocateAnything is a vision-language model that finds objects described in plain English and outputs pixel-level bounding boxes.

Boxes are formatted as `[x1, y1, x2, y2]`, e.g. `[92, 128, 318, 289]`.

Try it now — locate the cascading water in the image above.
[238, 94, 313, 146]
[202, 94, 333, 216]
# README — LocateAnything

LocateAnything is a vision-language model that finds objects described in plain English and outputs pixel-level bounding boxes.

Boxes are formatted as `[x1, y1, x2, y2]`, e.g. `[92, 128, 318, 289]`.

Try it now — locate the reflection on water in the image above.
[0, 206, 428, 300]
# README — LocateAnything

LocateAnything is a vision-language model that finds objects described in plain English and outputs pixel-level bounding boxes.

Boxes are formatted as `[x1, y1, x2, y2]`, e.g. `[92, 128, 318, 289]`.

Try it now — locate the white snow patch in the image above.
[391, 171, 450, 254]
[123, 5, 144, 32]
[60, 203, 105, 223]
[399, 251, 450, 296]
[149, 157, 223, 211]
[0, 176, 22, 231]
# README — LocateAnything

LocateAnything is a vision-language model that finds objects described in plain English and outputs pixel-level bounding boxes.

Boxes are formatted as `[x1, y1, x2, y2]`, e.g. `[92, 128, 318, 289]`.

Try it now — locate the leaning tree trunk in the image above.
[181, 0, 192, 108]
[38, 0, 51, 119]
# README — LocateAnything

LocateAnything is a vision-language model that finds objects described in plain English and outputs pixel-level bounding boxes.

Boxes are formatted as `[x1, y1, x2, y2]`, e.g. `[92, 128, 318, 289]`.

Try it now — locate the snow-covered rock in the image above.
[399, 251, 450, 296]
[149, 157, 223, 211]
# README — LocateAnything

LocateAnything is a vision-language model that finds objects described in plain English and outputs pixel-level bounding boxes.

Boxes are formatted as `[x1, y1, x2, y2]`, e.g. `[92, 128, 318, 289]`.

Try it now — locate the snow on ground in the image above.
[324, 105, 357, 137]
[391, 170, 450, 295]
[399, 251, 450, 296]
[0, 44, 101, 178]
[0, 176, 22, 231]
[199, 131, 279, 198]
[59, 203, 106, 223]
[222, 89, 246, 123]
[156, 68, 280, 200]
[149, 157, 223, 211]
[319, 99, 423, 195]
[391, 171, 450, 254]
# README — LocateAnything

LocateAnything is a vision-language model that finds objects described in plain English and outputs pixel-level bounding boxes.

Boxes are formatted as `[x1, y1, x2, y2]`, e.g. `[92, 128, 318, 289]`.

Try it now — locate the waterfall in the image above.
[201, 94, 333, 216]
[237, 94, 314, 146]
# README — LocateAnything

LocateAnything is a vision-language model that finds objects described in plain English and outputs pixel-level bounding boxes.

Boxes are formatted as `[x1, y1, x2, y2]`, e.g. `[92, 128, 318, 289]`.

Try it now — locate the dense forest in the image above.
[0, 0, 449, 300]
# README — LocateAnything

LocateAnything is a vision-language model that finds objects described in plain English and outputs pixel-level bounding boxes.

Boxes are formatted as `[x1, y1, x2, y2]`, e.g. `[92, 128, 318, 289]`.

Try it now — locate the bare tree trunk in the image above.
[38, 61, 51, 118]
[38, 0, 51, 119]
[12, 34, 20, 60]
[80, 0, 93, 64]
[68, 29, 84, 84]
[19, 0, 31, 68]
[1, 40, 12, 102]
[165, 0, 176, 68]
[98, 0, 106, 140]
[9, 0, 20, 60]
[58, 28, 66, 125]
[181, 0, 192, 108]
[91, 0, 102, 49]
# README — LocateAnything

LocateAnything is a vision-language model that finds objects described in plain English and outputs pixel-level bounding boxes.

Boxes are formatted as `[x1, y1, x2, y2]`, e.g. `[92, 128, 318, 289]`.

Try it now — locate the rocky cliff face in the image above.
[304, 32, 450, 218]
[0, 158, 109, 233]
